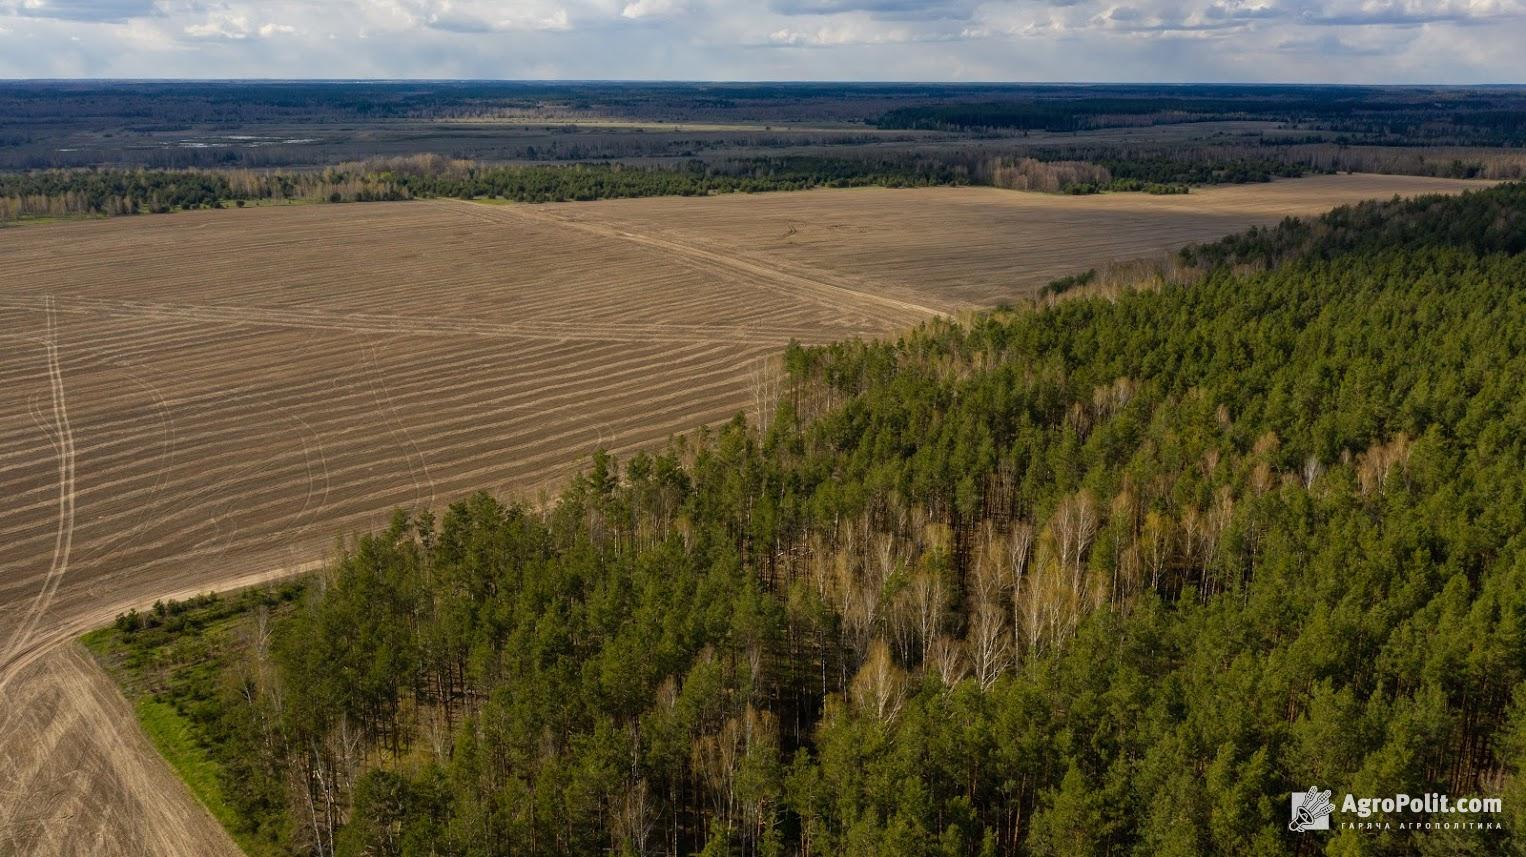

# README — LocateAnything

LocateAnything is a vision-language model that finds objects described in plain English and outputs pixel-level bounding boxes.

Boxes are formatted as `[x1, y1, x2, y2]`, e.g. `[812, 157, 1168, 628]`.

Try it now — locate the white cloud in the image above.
[0, 0, 1521, 81]
[180, 8, 295, 40]
[621, 0, 683, 19]
[184, 12, 255, 39]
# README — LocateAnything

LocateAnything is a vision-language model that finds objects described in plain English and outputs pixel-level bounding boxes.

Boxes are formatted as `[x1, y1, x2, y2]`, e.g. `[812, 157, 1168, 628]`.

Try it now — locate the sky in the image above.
[0, 0, 1522, 83]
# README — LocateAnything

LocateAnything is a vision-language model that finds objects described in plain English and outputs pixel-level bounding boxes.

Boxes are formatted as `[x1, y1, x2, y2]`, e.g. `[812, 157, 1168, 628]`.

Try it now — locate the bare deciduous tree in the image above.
[613, 777, 657, 857]
[891, 570, 946, 664]
[927, 635, 968, 687]
[1356, 433, 1413, 496]
[968, 601, 1011, 690]
[851, 639, 908, 722]
[1302, 455, 1325, 489]
[1050, 490, 1099, 593]
[1140, 510, 1173, 591]
[749, 354, 784, 431]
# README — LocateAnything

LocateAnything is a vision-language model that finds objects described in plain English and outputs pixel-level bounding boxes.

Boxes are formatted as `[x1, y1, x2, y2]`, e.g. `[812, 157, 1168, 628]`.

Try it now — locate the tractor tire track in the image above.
[1, 297, 77, 693]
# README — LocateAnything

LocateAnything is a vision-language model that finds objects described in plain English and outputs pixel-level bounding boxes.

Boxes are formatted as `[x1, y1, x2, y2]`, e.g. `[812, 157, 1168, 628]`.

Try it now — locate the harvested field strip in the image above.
[0, 342, 755, 540]
[0, 336, 709, 488]
[0, 340, 767, 563]
[2, 386, 766, 558]
[0, 296, 872, 346]
[0, 368, 758, 610]
[0, 313, 774, 455]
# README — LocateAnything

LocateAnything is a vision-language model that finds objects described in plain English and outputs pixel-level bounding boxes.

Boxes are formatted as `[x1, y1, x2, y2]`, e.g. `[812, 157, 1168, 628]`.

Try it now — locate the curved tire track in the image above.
[2, 297, 77, 693]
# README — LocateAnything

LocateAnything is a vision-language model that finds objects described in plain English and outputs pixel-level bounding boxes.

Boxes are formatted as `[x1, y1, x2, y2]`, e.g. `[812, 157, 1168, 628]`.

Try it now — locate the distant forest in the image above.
[7, 81, 1525, 142]
[90, 184, 1526, 856]
[874, 89, 1526, 146]
[0, 150, 1328, 224]
[6, 82, 1525, 175]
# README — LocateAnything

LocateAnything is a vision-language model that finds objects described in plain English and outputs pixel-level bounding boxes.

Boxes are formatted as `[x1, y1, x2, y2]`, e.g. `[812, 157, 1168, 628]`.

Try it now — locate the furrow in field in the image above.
[0, 339, 759, 555]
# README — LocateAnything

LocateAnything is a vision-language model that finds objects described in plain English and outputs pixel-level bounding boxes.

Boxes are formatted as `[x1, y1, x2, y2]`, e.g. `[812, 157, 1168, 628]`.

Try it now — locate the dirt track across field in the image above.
[0, 174, 1490, 855]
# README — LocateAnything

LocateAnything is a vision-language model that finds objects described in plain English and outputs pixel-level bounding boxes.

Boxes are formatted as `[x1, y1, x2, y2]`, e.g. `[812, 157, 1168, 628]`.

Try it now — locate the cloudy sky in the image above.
[0, 0, 1521, 82]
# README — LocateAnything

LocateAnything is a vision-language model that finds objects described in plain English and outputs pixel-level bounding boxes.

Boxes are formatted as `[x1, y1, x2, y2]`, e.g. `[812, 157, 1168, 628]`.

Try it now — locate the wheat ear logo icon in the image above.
[1288, 787, 1334, 832]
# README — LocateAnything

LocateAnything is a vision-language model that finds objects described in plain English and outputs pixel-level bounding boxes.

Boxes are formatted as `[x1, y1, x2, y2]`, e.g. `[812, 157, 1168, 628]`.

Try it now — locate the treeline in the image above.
[0, 167, 375, 221]
[985, 141, 1526, 187]
[20, 144, 1512, 226]
[98, 183, 1526, 856]
[376, 155, 967, 201]
[1183, 182, 1526, 269]
[1095, 153, 1306, 186]
[1, 147, 1339, 225]
[960, 146, 1316, 195]
[0, 157, 968, 223]
[1278, 143, 1526, 180]
[0, 151, 1204, 225]
[1012, 145, 1318, 188]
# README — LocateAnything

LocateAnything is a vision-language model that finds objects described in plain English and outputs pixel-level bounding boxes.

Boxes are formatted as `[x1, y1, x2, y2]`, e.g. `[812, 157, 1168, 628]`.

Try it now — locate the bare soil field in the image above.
[0, 173, 1491, 856]
[543, 174, 1492, 309]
